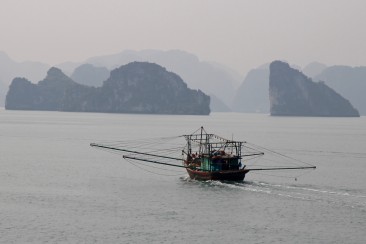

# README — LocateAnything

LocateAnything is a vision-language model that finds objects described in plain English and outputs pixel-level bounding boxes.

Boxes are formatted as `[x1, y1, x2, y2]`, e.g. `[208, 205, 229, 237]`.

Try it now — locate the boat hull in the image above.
[186, 168, 249, 181]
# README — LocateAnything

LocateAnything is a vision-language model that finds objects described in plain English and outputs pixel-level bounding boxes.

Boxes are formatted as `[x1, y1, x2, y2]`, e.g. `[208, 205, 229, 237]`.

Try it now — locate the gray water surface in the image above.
[0, 110, 365, 243]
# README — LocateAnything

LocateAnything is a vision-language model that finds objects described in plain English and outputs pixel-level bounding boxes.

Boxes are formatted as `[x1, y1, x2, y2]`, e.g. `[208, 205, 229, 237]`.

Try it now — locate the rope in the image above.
[246, 142, 316, 168]
[124, 157, 184, 177]
[91, 131, 320, 180]
[250, 166, 314, 180]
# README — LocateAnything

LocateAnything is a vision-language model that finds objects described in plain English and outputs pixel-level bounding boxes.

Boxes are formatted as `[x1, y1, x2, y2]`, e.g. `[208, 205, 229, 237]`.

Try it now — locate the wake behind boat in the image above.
[90, 127, 316, 181]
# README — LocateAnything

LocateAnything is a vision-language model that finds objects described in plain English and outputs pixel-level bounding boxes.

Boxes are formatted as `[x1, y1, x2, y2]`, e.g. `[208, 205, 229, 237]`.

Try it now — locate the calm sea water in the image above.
[0, 109, 365, 243]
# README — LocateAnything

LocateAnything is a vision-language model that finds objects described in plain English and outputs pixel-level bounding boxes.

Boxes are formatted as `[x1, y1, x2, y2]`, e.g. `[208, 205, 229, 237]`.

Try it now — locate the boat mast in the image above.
[199, 126, 203, 155]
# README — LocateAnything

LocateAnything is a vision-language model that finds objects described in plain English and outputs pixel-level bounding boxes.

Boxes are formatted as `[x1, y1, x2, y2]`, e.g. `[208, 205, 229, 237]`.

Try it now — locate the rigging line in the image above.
[249, 171, 299, 179]
[95, 138, 184, 149]
[117, 144, 177, 151]
[246, 154, 266, 160]
[90, 143, 182, 161]
[124, 157, 184, 173]
[250, 167, 314, 179]
[244, 156, 262, 166]
[275, 150, 366, 159]
[242, 152, 265, 157]
[258, 157, 298, 165]
[246, 142, 316, 167]
[123, 147, 185, 159]
[95, 148, 183, 163]
[108, 140, 185, 148]
[108, 135, 181, 143]
[133, 146, 185, 153]
[243, 144, 264, 152]
[189, 127, 205, 135]
[241, 156, 264, 165]
[279, 153, 366, 159]
[125, 155, 182, 164]
[93, 147, 184, 174]
[123, 155, 187, 169]
[111, 138, 172, 145]
[119, 147, 183, 156]
[125, 158, 184, 177]
[123, 155, 215, 172]
[267, 146, 366, 156]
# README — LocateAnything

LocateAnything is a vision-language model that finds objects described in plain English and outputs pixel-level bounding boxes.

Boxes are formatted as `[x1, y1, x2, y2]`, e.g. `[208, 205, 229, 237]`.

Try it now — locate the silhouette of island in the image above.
[5, 62, 210, 115]
[269, 61, 359, 117]
[79, 49, 239, 110]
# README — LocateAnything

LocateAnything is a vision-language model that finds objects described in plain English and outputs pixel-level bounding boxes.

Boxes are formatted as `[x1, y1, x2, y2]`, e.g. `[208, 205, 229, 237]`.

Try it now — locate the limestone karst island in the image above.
[269, 61, 359, 117]
[5, 62, 210, 115]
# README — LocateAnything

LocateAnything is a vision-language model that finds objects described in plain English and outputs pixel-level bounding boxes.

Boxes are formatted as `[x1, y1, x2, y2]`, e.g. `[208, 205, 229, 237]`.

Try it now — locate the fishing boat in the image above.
[90, 127, 316, 181]
[181, 127, 254, 181]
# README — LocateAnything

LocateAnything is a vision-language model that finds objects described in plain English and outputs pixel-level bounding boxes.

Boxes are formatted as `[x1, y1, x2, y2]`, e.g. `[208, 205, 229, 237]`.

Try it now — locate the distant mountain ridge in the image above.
[302, 62, 327, 77]
[6, 62, 210, 115]
[0, 51, 49, 106]
[83, 50, 240, 108]
[232, 67, 269, 113]
[0, 50, 241, 110]
[232, 62, 307, 113]
[314, 65, 366, 115]
[0, 81, 7, 106]
[70, 64, 109, 87]
[269, 61, 359, 117]
[2, 49, 365, 115]
[0, 51, 49, 84]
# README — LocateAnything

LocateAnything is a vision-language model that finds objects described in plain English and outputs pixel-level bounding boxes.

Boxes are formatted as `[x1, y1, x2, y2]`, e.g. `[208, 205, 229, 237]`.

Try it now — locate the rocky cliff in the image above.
[6, 67, 78, 110]
[64, 62, 210, 114]
[83, 49, 239, 107]
[269, 61, 359, 117]
[6, 62, 210, 115]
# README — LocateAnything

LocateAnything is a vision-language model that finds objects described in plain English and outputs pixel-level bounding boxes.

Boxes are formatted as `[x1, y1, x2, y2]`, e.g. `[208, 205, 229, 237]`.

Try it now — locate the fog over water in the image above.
[1, 0, 366, 74]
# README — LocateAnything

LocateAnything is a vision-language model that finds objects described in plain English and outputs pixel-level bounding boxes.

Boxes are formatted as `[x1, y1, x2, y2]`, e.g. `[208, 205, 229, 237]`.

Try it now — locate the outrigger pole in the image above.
[124, 155, 315, 172]
[122, 155, 242, 172]
[90, 143, 182, 161]
[90, 143, 315, 172]
[123, 155, 189, 169]
[247, 166, 316, 171]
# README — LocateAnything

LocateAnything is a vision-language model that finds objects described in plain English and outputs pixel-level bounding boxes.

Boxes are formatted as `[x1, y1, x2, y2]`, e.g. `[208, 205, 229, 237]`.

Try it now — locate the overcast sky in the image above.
[1, 0, 366, 74]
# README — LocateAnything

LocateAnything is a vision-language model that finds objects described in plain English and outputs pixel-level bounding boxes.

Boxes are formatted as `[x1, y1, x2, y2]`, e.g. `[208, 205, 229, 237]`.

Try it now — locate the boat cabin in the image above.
[183, 127, 243, 172]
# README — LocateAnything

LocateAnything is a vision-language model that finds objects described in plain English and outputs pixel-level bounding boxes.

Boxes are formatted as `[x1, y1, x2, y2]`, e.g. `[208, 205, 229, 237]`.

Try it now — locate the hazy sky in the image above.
[1, 0, 366, 74]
